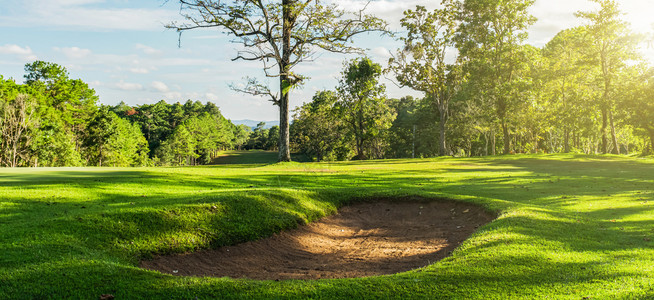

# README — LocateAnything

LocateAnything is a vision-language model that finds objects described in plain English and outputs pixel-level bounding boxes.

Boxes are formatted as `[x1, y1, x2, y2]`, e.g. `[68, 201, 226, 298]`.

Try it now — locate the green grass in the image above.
[1, 153, 653, 299]
[211, 150, 309, 165]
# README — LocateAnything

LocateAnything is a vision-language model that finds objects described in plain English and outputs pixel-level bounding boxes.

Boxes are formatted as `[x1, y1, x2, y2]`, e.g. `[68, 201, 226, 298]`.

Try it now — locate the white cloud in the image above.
[1, 0, 180, 31]
[135, 97, 159, 105]
[0, 44, 38, 61]
[159, 57, 215, 67]
[190, 35, 222, 40]
[371, 46, 392, 61]
[163, 91, 183, 100]
[53, 46, 92, 59]
[150, 81, 170, 93]
[526, 0, 590, 46]
[136, 44, 162, 55]
[54, 0, 105, 6]
[205, 92, 220, 102]
[129, 68, 150, 74]
[329, 0, 442, 29]
[0, 44, 33, 56]
[185, 92, 202, 100]
[112, 80, 144, 91]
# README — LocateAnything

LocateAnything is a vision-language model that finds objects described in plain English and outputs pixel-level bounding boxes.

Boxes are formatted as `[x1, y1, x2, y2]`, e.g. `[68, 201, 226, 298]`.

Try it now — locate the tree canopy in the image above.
[168, 0, 388, 161]
[2, 0, 654, 166]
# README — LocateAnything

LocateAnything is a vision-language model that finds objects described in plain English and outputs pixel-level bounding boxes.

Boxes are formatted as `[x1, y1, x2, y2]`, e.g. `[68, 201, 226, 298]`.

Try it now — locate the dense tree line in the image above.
[110, 100, 249, 166]
[3, 0, 653, 166]
[0, 62, 252, 167]
[1, 61, 103, 167]
[291, 0, 654, 161]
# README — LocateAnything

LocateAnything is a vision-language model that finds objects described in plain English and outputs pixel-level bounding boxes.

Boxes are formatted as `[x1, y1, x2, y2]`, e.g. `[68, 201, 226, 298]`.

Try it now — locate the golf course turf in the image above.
[1, 153, 653, 299]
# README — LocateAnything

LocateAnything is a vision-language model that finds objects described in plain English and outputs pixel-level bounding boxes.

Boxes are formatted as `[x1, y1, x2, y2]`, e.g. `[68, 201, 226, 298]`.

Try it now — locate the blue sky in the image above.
[1, 0, 652, 121]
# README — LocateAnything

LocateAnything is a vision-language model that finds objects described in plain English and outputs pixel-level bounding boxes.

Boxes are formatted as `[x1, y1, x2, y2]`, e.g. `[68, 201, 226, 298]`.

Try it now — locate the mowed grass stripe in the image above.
[0, 153, 653, 299]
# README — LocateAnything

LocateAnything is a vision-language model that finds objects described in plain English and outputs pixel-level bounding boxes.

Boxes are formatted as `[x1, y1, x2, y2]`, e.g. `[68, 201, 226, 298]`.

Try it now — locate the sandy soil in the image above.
[140, 201, 494, 280]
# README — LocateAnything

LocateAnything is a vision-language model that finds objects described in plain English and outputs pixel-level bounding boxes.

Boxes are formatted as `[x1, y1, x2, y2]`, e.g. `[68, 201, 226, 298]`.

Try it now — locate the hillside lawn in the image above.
[0, 153, 653, 299]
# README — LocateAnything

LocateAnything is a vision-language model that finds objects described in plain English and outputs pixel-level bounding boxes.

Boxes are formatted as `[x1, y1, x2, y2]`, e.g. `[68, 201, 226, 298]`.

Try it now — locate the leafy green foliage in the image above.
[541, 27, 597, 153]
[0, 63, 251, 167]
[168, 0, 388, 162]
[385, 96, 439, 158]
[83, 106, 150, 167]
[113, 100, 249, 166]
[3, 1, 654, 165]
[291, 91, 351, 161]
[336, 58, 395, 160]
[457, 0, 537, 154]
[620, 66, 654, 154]
[0, 61, 98, 167]
[575, 0, 642, 154]
[389, 3, 463, 156]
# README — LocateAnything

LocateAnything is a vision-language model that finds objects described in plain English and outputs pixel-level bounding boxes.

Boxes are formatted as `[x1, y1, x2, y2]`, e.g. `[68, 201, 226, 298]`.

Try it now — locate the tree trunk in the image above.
[502, 120, 510, 154]
[483, 132, 488, 156]
[277, 0, 294, 162]
[609, 109, 619, 154]
[601, 107, 608, 154]
[491, 127, 496, 156]
[354, 105, 366, 160]
[355, 136, 365, 160]
[11, 142, 18, 168]
[438, 109, 447, 156]
[648, 128, 654, 154]
[278, 93, 291, 162]
[564, 127, 570, 153]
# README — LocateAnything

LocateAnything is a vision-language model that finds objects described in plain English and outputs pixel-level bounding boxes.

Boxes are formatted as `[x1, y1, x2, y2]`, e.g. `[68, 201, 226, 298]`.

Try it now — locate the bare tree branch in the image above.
[166, 0, 389, 161]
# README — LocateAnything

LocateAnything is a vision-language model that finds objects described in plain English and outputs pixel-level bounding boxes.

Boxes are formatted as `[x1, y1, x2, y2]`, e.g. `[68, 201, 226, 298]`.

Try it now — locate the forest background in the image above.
[1, 0, 654, 167]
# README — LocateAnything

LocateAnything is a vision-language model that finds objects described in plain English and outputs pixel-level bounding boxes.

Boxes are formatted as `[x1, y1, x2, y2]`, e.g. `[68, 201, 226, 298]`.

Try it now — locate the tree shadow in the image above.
[2, 155, 654, 298]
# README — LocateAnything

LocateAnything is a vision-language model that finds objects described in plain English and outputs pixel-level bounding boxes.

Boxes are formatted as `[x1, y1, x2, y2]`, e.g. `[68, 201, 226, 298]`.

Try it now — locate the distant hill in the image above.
[231, 119, 280, 129]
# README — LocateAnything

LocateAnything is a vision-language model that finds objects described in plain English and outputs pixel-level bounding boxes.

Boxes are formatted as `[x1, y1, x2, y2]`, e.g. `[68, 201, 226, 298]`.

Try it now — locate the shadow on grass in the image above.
[210, 150, 310, 165]
[0, 170, 158, 187]
[4, 252, 647, 299]
[1, 155, 654, 298]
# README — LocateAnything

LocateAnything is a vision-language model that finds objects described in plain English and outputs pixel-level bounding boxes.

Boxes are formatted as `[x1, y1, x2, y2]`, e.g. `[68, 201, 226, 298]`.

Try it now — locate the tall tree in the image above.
[542, 27, 596, 153]
[156, 124, 198, 166]
[184, 113, 235, 164]
[291, 90, 348, 161]
[24, 61, 98, 146]
[0, 91, 37, 167]
[266, 125, 280, 150]
[576, 0, 641, 154]
[620, 66, 654, 154]
[386, 96, 420, 158]
[247, 122, 270, 150]
[135, 100, 173, 153]
[105, 117, 150, 167]
[84, 106, 118, 167]
[389, 3, 463, 156]
[336, 58, 394, 160]
[168, 0, 387, 162]
[232, 124, 252, 150]
[457, 0, 537, 154]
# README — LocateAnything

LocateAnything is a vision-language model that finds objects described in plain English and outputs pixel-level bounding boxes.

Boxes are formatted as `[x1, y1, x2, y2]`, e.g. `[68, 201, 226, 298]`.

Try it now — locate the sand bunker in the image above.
[140, 200, 494, 280]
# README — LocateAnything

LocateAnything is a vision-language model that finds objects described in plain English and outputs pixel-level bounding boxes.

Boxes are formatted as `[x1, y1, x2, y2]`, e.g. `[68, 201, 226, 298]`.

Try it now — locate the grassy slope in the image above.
[0, 154, 653, 299]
